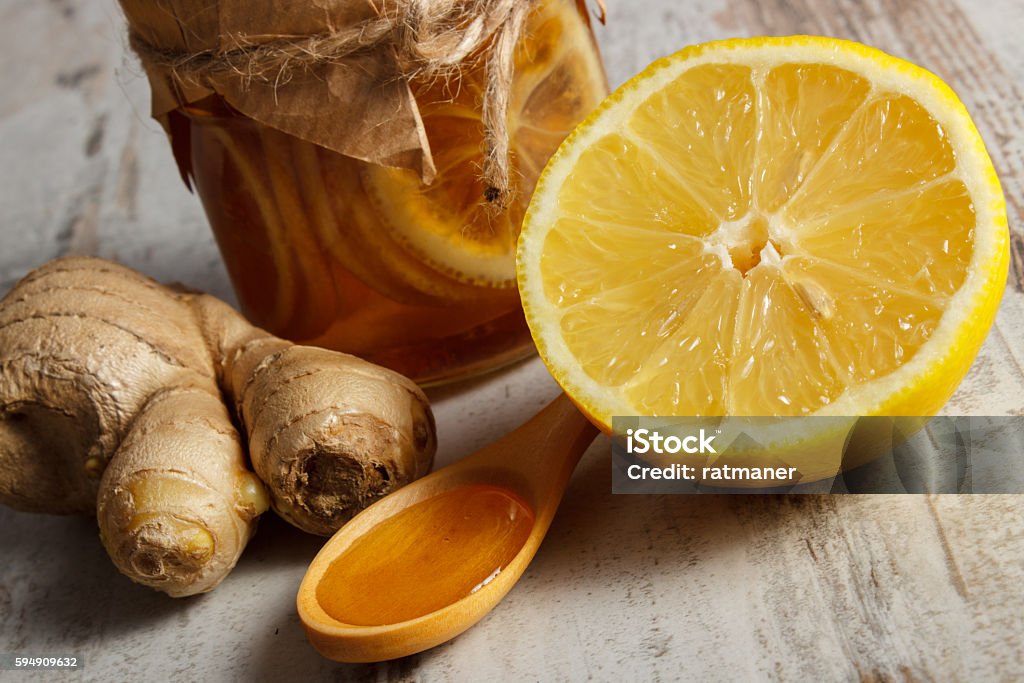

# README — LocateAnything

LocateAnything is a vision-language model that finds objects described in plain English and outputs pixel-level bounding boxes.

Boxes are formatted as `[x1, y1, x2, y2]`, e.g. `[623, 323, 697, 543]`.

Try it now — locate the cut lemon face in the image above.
[517, 37, 1009, 426]
[363, 0, 608, 288]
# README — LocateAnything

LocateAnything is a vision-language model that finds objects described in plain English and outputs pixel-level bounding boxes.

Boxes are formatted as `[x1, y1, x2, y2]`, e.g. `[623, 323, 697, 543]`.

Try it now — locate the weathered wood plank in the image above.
[0, 0, 1021, 681]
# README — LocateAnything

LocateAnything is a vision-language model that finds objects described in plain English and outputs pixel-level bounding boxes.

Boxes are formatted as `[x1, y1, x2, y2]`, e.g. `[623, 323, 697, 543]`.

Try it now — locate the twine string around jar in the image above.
[128, 0, 538, 208]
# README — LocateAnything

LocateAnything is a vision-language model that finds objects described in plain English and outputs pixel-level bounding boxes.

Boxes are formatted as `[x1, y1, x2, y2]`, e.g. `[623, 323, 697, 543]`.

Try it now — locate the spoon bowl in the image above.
[297, 394, 598, 662]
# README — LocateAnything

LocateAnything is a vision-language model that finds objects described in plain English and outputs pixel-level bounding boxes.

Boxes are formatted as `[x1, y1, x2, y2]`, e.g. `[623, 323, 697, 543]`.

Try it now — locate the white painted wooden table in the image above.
[1, 0, 1022, 680]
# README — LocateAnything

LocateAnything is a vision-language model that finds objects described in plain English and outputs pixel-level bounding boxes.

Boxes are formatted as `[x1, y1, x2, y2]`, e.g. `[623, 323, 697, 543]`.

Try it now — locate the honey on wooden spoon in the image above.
[297, 394, 597, 663]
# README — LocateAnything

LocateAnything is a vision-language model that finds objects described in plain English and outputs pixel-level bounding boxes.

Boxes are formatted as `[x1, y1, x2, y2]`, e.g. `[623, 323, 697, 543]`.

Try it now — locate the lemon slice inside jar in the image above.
[362, 0, 608, 288]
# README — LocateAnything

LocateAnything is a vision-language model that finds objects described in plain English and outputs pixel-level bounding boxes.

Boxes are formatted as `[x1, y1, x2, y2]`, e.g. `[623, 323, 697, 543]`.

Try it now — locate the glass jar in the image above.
[179, 0, 607, 384]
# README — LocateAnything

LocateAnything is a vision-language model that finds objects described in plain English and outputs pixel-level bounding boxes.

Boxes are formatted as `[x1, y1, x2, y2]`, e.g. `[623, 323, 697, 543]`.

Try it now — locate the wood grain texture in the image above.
[0, 0, 1022, 680]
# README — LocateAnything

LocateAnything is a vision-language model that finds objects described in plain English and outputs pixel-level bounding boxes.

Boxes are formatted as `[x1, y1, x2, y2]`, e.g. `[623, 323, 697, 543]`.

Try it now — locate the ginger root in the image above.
[0, 256, 436, 594]
[192, 295, 436, 536]
[0, 258, 218, 513]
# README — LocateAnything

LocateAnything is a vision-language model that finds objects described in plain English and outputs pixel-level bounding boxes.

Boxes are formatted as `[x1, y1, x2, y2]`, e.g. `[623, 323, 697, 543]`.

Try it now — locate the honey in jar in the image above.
[121, 0, 608, 383]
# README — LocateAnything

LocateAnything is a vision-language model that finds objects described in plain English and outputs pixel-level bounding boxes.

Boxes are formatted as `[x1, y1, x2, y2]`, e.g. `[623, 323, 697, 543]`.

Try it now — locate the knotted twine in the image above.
[127, 0, 536, 207]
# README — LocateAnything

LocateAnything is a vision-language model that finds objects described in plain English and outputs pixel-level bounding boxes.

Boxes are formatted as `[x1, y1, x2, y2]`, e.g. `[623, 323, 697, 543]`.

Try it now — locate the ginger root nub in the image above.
[97, 387, 269, 597]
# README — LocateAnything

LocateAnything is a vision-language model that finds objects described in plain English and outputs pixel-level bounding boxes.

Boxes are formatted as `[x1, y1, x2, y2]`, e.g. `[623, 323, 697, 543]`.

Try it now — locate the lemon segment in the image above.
[782, 94, 957, 223]
[622, 269, 741, 415]
[546, 223, 722, 388]
[754, 63, 871, 212]
[781, 256, 945, 383]
[629, 64, 758, 221]
[793, 178, 974, 298]
[558, 134, 719, 237]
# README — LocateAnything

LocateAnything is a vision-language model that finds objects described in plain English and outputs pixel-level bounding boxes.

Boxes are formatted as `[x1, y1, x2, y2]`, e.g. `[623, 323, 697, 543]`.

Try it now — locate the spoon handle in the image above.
[466, 393, 600, 517]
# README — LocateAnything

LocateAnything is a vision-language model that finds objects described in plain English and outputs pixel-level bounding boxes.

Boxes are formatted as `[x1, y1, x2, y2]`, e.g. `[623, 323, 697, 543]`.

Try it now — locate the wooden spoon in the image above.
[297, 393, 599, 663]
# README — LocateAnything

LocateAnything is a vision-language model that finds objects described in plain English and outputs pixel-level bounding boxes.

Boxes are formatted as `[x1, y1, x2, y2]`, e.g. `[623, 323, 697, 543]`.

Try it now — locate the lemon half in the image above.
[517, 37, 1009, 428]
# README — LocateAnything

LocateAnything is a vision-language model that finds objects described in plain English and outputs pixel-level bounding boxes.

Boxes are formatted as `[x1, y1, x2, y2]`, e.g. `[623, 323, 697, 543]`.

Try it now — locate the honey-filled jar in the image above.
[120, 0, 608, 383]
